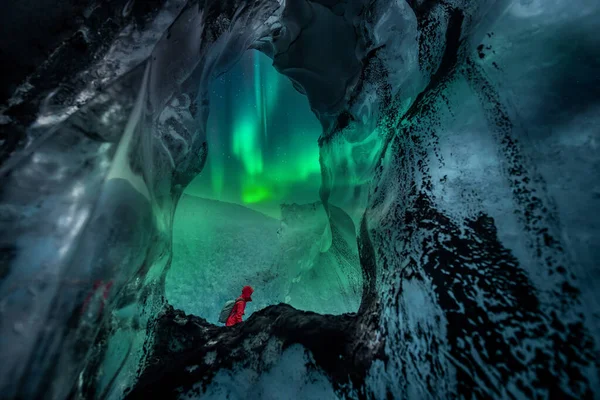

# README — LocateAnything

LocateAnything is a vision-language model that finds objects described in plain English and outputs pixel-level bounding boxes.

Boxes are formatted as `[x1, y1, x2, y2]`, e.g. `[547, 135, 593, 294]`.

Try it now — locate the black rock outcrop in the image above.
[126, 304, 379, 399]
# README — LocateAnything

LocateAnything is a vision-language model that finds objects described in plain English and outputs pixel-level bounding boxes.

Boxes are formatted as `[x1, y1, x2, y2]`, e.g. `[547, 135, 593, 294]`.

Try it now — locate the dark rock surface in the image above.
[125, 304, 378, 399]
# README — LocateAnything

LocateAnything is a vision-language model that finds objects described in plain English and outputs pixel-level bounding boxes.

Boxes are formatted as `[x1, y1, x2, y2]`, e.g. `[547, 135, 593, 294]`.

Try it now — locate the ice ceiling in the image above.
[0, 0, 599, 399]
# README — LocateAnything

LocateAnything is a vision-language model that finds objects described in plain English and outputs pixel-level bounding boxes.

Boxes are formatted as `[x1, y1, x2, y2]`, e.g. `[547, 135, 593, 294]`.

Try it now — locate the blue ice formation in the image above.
[0, 0, 599, 399]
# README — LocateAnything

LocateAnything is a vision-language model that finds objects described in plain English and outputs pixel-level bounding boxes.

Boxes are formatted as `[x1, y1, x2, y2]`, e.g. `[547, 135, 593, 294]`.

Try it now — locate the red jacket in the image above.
[81, 279, 113, 316]
[226, 286, 253, 326]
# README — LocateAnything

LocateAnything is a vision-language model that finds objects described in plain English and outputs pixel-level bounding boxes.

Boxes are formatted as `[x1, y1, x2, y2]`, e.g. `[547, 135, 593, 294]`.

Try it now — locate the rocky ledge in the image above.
[125, 303, 381, 399]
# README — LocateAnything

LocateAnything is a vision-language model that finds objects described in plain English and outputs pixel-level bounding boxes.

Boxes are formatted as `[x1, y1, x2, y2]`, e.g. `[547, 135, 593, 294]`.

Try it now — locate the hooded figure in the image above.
[226, 285, 254, 326]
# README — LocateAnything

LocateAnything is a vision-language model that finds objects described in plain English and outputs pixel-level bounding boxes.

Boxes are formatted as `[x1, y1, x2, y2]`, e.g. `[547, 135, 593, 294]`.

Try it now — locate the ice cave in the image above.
[0, 0, 599, 399]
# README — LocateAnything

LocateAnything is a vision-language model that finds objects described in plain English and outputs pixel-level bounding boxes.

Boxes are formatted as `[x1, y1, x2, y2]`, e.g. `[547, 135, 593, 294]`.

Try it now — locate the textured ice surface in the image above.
[0, 0, 599, 399]
[192, 345, 338, 400]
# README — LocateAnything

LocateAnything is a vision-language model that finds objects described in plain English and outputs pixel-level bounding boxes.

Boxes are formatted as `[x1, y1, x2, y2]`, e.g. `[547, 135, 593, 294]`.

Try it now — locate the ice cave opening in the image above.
[1, 0, 600, 399]
[166, 50, 362, 322]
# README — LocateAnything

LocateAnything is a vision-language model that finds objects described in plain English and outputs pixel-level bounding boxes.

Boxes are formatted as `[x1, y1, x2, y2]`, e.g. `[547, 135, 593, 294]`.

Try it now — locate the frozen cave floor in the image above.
[125, 304, 375, 399]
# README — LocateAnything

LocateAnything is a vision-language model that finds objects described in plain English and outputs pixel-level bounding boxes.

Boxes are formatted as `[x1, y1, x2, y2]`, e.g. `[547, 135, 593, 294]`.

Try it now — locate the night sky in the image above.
[185, 50, 323, 218]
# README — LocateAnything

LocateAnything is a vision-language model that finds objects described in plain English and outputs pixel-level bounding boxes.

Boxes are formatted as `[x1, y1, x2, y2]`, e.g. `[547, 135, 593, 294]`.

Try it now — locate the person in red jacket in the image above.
[226, 285, 254, 326]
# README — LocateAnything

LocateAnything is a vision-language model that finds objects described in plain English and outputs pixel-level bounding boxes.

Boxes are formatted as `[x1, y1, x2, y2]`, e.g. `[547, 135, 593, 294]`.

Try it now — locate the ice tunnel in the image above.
[0, 0, 599, 399]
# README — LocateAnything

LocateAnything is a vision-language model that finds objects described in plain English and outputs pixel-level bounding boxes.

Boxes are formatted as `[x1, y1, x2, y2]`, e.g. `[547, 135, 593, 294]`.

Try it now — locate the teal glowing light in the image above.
[242, 184, 272, 203]
[232, 114, 263, 177]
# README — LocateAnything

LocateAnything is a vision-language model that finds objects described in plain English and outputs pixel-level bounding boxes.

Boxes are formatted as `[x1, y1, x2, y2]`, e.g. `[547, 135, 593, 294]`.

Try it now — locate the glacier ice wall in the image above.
[0, 0, 284, 397]
[0, 0, 599, 399]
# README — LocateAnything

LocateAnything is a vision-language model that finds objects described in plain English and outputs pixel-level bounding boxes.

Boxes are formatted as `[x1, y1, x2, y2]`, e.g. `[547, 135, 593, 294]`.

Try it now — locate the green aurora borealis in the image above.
[185, 51, 323, 217]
